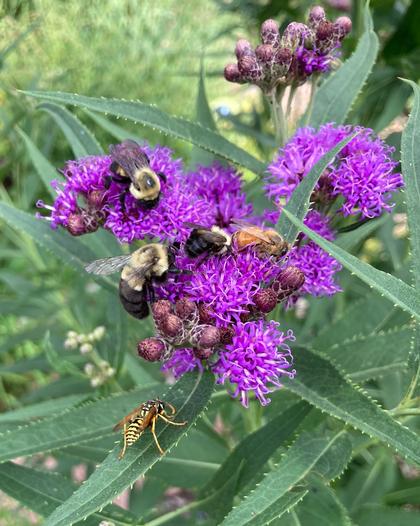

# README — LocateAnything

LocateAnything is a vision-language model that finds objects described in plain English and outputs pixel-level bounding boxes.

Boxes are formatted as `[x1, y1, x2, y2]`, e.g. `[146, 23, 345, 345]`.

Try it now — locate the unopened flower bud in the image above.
[198, 303, 215, 324]
[261, 19, 280, 46]
[152, 300, 173, 321]
[197, 325, 220, 349]
[308, 6, 326, 29]
[219, 326, 235, 345]
[160, 314, 183, 338]
[272, 266, 305, 301]
[255, 44, 274, 65]
[224, 63, 244, 84]
[137, 337, 166, 362]
[235, 39, 252, 59]
[67, 211, 98, 236]
[86, 190, 107, 210]
[282, 22, 309, 50]
[84, 363, 95, 376]
[93, 326, 106, 340]
[272, 47, 292, 77]
[316, 21, 336, 42]
[238, 54, 263, 82]
[334, 16, 352, 37]
[253, 288, 278, 313]
[193, 347, 213, 360]
[175, 298, 197, 320]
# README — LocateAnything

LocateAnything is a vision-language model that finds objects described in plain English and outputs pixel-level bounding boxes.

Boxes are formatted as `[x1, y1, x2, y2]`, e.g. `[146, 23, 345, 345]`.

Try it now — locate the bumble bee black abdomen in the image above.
[119, 279, 150, 319]
[185, 235, 211, 258]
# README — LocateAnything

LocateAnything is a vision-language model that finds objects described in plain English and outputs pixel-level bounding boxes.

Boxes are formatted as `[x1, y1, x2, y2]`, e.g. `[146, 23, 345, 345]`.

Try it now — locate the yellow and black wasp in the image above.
[113, 399, 186, 459]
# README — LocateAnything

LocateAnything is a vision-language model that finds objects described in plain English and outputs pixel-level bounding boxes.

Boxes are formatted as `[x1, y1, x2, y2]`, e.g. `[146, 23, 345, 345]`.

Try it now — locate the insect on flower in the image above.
[232, 221, 290, 258]
[113, 399, 187, 459]
[184, 223, 231, 258]
[106, 139, 167, 209]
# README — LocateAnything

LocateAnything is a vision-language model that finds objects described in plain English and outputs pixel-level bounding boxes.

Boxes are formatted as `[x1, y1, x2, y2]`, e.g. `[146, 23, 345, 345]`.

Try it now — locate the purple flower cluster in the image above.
[224, 6, 352, 92]
[266, 124, 402, 219]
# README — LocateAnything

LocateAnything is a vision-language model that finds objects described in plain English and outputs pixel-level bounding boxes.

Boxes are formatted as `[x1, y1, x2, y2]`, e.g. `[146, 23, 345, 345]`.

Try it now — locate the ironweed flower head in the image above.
[224, 7, 351, 92]
[266, 124, 402, 219]
[212, 320, 296, 407]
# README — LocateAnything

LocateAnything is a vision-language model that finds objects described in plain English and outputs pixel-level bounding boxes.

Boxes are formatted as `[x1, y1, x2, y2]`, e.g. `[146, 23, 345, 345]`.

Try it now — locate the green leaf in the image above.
[313, 292, 394, 349]
[0, 202, 117, 291]
[0, 322, 55, 356]
[17, 127, 58, 198]
[84, 109, 142, 141]
[21, 90, 266, 176]
[291, 478, 353, 526]
[322, 325, 413, 381]
[354, 505, 420, 526]
[221, 429, 352, 526]
[38, 102, 103, 157]
[336, 215, 388, 251]
[190, 59, 217, 167]
[282, 208, 420, 321]
[282, 346, 420, 465]
[44, 372, 213, 526]
[0, 462, 137, 526]
[204, 401, 311, 495]
[0, 394, 87, 423]
[401, 79, 420, 287]
[309, 5, 379, 127]
[0, 383, 159, 462]
[277, 132, 358, 244]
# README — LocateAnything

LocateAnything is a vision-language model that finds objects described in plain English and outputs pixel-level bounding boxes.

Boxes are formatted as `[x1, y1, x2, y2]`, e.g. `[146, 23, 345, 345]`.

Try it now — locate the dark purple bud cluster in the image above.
[224, 6, 351, 91]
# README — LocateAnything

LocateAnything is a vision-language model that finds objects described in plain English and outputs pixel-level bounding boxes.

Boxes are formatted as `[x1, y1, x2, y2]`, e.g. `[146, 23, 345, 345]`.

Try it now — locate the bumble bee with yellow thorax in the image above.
[113, 399, 186, 459]
[184, 223, 231, 258]
[84, 243, 179, 319]
[105, 139, 166, 209]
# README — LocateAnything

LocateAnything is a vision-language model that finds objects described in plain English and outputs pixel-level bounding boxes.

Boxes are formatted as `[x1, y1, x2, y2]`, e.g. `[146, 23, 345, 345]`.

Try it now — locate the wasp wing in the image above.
[113, 404, 145, 431]
[85, 255, 131, 275]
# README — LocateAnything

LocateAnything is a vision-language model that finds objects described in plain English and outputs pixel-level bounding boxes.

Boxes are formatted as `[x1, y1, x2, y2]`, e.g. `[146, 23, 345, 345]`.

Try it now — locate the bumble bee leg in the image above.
[158, 413, 187, 426]
[145, 283, 156, 304]
[150, 416, 165, 455]
[118, 423, 128, 460]
[119, 192, 127, 210]
[157, 172, 167, 183]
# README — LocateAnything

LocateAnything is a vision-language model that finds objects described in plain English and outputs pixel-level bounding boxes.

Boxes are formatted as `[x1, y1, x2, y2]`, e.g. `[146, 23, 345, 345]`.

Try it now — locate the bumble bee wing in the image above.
[183, 222, 209, 231]
[113, 404, 145, 431]
[84, 255, 132, 275]
[109, 140, 149, 176]
[198, 230, 229, 244]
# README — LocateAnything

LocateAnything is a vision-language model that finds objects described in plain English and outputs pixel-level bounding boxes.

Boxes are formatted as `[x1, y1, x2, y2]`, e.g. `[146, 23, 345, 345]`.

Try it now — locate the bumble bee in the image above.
[232, 221, 290, 258]
[85, 244, 176, 319]
[184, 223, 231, 258]
[105, 140, 166, 208]
[113, 399, 186, 459]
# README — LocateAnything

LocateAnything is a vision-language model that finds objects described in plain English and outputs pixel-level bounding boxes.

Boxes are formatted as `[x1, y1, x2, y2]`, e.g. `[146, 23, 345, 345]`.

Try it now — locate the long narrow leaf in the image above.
[277, 132, 358, 243]
[44, 372, 213, 526]
[309, 5, 379, 127]
[221, 429, 352, 526]
[0, 462, 137, 526]
[282, 347, 420, 465]
[282, 209, 420, 320]
[38, 102, 103, 157]
[21, 90, 266, 175]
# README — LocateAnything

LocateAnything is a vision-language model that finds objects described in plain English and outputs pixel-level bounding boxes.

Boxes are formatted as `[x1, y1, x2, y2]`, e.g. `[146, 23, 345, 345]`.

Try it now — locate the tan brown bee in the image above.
[232, 222, 290, 258]
[113, 399, 187, 459]
[184, 223, 231, 258]
[105, 139, 166, 208]
[84, 243, 177, 319]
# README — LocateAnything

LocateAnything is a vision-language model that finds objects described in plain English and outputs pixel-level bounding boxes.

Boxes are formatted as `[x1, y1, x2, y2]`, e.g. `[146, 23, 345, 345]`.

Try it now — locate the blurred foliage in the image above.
[0, 0, 419, 525]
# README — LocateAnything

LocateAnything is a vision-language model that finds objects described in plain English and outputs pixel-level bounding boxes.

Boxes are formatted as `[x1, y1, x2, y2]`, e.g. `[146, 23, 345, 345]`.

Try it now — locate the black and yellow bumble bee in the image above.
[113, 399, 186, 459]
[105, 140, 166, 208]
[85, 243, 177, 319]
[184, 223, 231, 258]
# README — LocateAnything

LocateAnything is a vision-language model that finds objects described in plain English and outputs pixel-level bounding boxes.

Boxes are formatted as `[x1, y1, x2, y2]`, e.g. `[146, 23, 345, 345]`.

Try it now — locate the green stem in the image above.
[303, 77, 318, 126]
[269, 86, 287, 147]
[285, 85, 296, 129]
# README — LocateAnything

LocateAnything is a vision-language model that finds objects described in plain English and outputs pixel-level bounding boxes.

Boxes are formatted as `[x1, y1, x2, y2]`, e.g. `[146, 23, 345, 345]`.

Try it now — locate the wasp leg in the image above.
[150, 416, 165, 455]
[118, 423, 128, 460]
[164, 402, 177, 416]
[158, 413, 187, 426]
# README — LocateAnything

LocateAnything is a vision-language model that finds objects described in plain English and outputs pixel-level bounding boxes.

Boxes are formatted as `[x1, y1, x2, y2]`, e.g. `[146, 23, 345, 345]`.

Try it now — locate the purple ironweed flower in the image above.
[156, 249, 282, 325]
[161, 348, 204, 379]
[188, 162, 253, 229]
[212, 320, 295, 407]
[266, 124, 402, 219]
